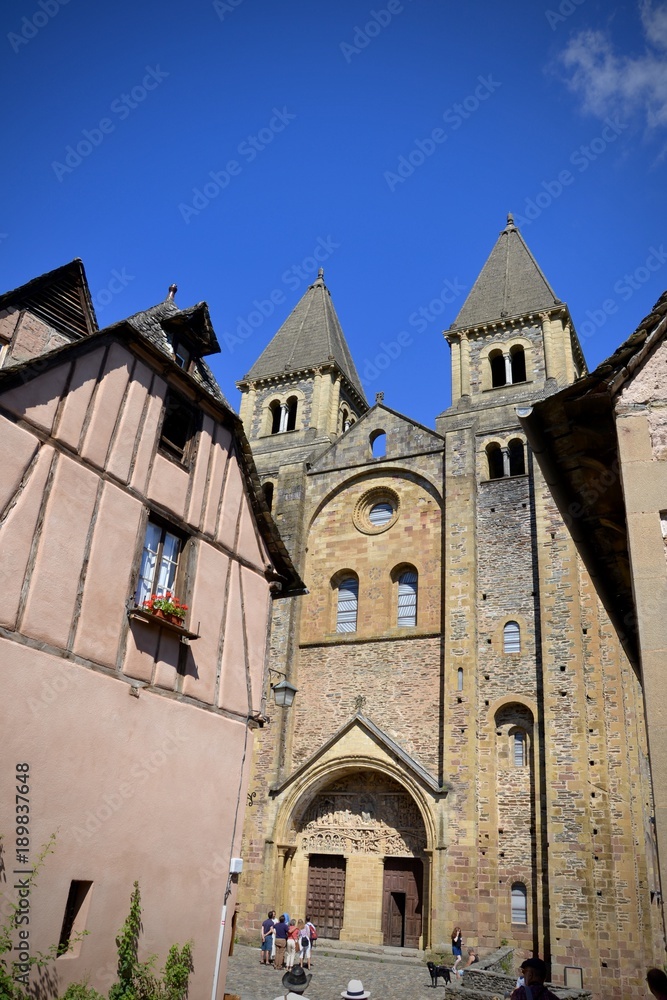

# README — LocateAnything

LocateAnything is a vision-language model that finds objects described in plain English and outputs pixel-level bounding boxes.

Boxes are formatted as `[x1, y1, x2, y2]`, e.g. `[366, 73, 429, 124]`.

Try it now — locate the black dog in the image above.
[427, 962, 452, 988]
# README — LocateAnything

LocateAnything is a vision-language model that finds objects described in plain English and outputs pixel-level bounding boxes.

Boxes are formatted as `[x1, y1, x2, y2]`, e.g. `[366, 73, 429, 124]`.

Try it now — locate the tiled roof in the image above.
[124, 299, 231, 408]
[245, 272, 366, 402]
[452, 215, 560, 331]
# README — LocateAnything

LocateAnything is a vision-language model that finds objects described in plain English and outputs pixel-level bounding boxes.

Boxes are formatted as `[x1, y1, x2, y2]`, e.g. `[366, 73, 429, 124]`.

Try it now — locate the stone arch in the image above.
[272, 756, 437, 852]
[271, 756, 436, 946]
[305, 468, 443, 534]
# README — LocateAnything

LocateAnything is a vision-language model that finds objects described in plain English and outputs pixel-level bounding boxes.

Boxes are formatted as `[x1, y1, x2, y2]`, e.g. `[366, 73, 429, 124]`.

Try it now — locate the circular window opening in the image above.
[353, 487, 400, 534]
[369, 502, 393, 526]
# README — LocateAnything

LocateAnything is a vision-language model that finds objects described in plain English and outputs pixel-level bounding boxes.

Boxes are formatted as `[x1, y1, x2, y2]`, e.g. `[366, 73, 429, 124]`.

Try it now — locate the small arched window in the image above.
[510, 345, 526, 384]
[270, 400, 281, 435]
[486, 443, 504, 480]
[286, 396, 298, 432]
[513, 731, 526, 767]
[371, 430, 387, 458]
[397, 569, 418, 627]
[490, 350, 506, 388]
[340, 407, 351, 432]
[336, 576, 359, 633]
[504, 621, 521, 653]
[508, 439, 525, 476]
[262, 481, 274, 512]
[457, 668, 464, 691]
[511, 883, 527, 924]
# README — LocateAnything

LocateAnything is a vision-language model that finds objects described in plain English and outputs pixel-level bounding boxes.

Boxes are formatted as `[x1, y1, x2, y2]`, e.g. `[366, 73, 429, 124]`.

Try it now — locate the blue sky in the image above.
[2, 0, 666, 427]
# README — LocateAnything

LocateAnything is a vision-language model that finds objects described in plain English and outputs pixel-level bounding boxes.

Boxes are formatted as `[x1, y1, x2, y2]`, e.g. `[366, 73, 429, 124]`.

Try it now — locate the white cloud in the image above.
[561, 2, 667, 132]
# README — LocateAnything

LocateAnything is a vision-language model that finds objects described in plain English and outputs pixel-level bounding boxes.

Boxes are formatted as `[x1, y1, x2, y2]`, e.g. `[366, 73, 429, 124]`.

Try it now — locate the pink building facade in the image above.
[0, 261, 299, 998]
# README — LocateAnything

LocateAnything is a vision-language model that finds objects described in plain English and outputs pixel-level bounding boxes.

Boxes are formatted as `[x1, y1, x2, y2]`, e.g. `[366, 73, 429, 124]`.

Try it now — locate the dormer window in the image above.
[172, 339, 192, 371]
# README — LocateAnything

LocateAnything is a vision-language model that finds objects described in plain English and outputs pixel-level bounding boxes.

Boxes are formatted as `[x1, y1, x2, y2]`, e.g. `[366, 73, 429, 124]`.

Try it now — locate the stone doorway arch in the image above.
[283, 769, 430, 948]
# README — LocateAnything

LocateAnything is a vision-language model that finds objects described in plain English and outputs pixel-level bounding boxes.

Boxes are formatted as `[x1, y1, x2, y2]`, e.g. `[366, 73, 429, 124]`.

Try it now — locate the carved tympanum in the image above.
[295, 772, 424, 856]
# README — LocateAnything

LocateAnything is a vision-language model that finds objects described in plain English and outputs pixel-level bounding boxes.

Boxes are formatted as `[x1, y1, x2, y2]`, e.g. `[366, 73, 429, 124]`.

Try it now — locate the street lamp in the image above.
[271, 676, 298, 708]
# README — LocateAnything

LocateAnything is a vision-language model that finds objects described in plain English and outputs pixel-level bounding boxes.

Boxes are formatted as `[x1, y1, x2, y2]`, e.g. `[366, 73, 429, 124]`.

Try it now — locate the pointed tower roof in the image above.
[244, 270, 366, 402]
[451, 214, 561, 332]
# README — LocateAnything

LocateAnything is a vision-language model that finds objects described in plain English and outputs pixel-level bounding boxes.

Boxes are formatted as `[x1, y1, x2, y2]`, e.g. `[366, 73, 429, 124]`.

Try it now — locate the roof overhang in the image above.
[0, 324, 304, 596]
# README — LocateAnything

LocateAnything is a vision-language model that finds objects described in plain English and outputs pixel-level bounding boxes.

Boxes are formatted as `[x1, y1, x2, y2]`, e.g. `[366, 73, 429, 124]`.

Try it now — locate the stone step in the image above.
[313, 941, 427, 967]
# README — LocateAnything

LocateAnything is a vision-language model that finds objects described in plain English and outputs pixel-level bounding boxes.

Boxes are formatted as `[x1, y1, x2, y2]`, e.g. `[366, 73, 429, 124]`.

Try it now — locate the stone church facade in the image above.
[236, 218, 665, 998]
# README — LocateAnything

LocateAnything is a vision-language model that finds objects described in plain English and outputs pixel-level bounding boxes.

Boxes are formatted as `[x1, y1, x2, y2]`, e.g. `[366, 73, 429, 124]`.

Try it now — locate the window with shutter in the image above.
[397, 570, 418, 627]
[336, 577, 358, 633]
[511, 884, 527, 924]
[503, 621, 521, 653]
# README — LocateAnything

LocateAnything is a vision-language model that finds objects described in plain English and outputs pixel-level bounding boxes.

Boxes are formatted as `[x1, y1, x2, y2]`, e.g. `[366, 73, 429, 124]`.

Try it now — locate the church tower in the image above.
[237, 268, 367, 565]
[435, 216, 658, 992]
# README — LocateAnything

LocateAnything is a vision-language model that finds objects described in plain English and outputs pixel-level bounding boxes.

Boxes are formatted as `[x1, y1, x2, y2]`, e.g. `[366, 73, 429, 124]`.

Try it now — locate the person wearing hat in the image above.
[274, 966, 312, 1000]
[510, 958, 560, 1000]
[341, 980, 371, 999]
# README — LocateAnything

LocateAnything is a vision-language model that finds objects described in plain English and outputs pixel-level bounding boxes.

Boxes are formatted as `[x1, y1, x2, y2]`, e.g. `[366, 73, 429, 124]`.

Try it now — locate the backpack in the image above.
[300, 936, 310, 950]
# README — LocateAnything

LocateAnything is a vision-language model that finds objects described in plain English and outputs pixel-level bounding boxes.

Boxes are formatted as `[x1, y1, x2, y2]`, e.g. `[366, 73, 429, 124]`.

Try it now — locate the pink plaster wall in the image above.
[147, 452, 189, 520]
[203, 426, 231, 536]
[0, 339, 282, 999]
[1, 363, 70, 433]
[80, 344, 132, 469]
[0, 640, 251, 999]
[0, 446, 54, 629]
[218, 452, 244, 550]
[0, 418, 39, 514]
[21, 455, 99, 647]
[106, 360, 152, 483]
[188, 415, 215, 528]
[53, 348, 106, 451]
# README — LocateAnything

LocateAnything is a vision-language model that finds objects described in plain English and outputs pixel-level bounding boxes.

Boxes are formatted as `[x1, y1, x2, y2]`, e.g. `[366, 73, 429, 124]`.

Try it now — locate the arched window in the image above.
[340, 407, 351, 432]
[511, 883, 528, 924]
[457, 668, 464, 691]
[504, 621, 521, 653]
[270, 400, 281, 435]
[286, 396, 298, 432]
[508, 439, 525, 476]
[513, 731, 526, 766]
[397, 569, 418, 627]
[510, 345, 526, 384]
[371, 430, 386, 458]
[336, 576, 359, 633]
[490, 350, 506, 388]
[486, 443, 504, 480]
[262, 481, 274, 512]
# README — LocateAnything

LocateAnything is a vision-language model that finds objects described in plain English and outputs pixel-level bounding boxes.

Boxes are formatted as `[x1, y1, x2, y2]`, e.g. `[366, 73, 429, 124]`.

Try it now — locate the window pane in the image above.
[337, 578, 358, 633]
[369, 502, 393, 526]
[511, 885, 527, 923]
[156, 531, 180, 595]
[135, 522, 162, 604]
[514, 733, 525, 767]
[398, 571, 417, 627]
[504, 621, 521, 653]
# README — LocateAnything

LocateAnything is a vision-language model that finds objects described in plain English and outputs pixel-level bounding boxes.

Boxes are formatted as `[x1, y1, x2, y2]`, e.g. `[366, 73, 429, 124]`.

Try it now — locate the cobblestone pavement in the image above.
[225, 944, 454, 1000]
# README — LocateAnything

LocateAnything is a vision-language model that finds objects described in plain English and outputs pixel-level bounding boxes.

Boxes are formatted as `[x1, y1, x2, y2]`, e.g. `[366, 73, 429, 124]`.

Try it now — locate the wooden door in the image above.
[382, 859, 423, 948]
[306, 855, 346, 939]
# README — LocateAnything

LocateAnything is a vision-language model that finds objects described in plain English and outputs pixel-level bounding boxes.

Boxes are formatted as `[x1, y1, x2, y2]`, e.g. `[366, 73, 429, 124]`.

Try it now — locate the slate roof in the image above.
[451, 215, 561, 331]
[123, 299, 230, 408]
[244, 271, 367, 403]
